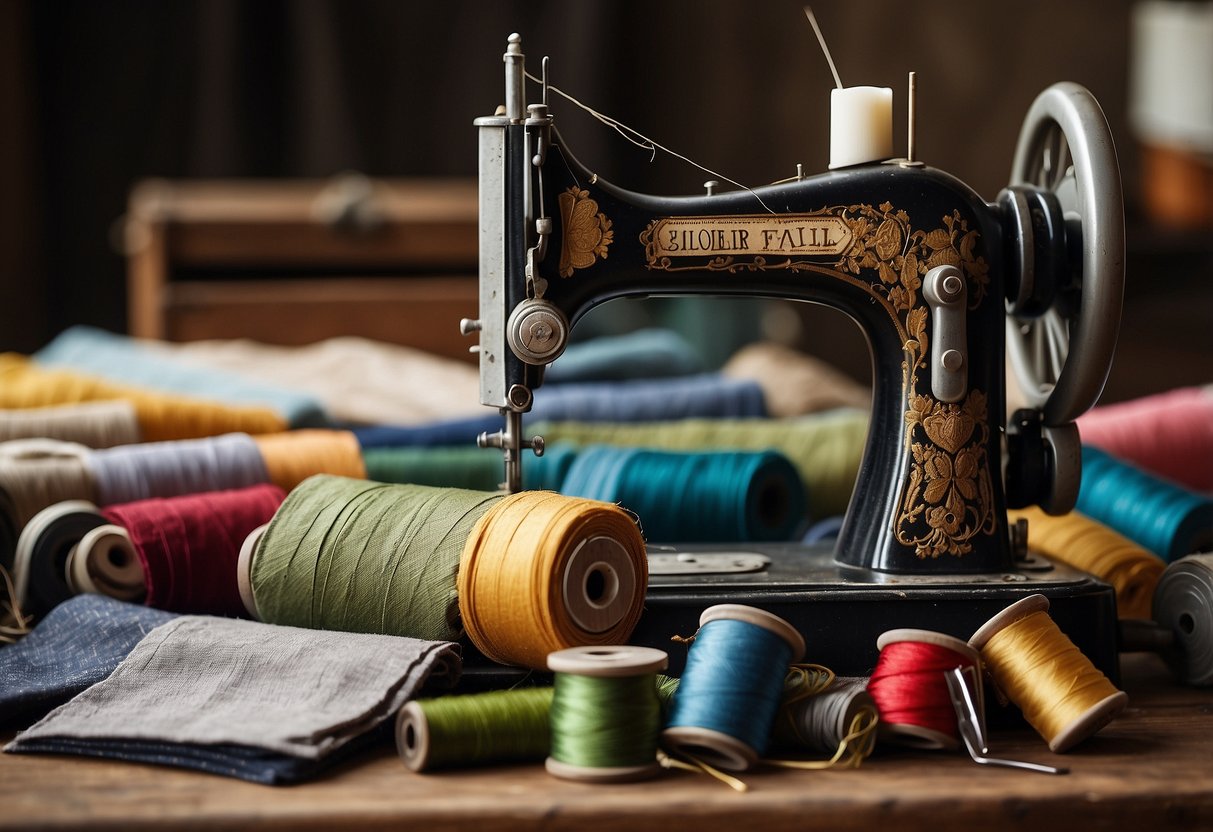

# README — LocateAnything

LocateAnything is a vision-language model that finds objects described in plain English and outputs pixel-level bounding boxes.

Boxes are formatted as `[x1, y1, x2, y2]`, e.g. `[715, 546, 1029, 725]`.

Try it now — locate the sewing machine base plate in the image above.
[634, 542, 1121, 680]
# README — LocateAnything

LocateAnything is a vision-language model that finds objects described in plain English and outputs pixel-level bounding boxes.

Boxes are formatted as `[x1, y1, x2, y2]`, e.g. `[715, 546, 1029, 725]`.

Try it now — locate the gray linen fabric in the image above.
[8, 615, 459, 760]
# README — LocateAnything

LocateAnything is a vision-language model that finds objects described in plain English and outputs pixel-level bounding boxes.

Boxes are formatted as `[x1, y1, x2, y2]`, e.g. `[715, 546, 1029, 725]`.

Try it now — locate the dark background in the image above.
[0, 0, 1208, 399]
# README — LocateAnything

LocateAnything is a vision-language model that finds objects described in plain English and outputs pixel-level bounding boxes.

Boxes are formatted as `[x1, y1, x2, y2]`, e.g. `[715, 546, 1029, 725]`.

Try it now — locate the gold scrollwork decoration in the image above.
[558, 187, 614, 278]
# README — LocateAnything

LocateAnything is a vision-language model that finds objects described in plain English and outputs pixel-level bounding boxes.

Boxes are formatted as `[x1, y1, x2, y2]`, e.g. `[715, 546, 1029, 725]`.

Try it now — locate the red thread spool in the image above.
[97, 483, 286, 616]
[867, 629, 983, 750]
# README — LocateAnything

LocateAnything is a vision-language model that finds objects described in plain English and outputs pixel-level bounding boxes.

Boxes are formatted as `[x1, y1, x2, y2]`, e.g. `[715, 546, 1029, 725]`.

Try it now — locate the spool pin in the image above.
[873, 629, 984, 751]
[662, 604, 806, 772]
[546, 644, 669, 783]
[969, 594, 1127, 753]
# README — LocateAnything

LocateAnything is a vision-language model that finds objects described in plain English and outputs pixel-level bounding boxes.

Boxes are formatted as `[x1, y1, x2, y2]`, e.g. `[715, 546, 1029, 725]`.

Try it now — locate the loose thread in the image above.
[524, 72, 776, 214]
[0, 561, 33, 644]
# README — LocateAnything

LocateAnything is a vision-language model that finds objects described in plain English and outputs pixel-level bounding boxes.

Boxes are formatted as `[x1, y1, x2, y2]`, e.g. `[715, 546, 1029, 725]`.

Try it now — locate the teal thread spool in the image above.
[396, 687, 555, 772]
[545, 645, 669, 783]
[662, 604, 806, 771]
[559, 446, 806, 542]
[1077, 446, 1213, 562]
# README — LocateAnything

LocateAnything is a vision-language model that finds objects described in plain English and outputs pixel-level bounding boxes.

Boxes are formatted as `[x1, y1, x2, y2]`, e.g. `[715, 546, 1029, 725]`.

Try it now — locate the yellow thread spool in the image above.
[1010, 507, 1164, 619]
[970, 595, 1127, 752]
[458, 491, 648, 668]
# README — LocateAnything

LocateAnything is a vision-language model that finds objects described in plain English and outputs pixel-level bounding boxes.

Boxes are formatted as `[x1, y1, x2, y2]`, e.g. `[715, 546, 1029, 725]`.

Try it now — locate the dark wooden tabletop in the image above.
[2, 652, 1210, 832]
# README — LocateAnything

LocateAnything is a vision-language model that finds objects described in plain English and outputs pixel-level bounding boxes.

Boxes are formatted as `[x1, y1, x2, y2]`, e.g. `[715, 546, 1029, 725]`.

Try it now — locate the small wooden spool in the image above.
[873, 628, 983, 751]
[969, 594, 1128, 753]
[545, 644, 668, 784]
[662, 604, 806, 772]
[67, 523, 144, 601]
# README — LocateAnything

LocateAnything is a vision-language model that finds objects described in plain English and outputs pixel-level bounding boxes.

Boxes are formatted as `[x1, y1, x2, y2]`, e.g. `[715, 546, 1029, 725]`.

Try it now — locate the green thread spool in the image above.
[245, 474, 501, 641]
[546, 645, 669, 783]
[362, 443, 578, 492]
[396, 687, 555, 772]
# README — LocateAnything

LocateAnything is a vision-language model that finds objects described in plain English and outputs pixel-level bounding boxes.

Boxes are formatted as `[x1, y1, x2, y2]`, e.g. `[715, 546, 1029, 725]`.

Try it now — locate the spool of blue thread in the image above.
[662, 604, 806, 771]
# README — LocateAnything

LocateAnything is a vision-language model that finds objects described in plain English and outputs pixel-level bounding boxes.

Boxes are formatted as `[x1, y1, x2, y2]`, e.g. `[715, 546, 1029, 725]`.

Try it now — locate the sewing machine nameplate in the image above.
[643, 213, 853, 262]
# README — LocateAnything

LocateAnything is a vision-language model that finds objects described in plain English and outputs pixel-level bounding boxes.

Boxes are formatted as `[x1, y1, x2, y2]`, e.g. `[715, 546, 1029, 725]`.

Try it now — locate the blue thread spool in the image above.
[662, 604, 806, 771]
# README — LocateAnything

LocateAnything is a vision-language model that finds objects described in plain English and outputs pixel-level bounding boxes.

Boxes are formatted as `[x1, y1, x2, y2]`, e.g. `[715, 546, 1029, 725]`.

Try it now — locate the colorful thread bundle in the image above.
[969, 595, 1127, 752]
[99, 484, 287, 615]
[245, 476, 648, 669]
[535, 408, 869, 521]
[1152, 553, 1213, 687]
[397, 687, 555, 772]
[1076, 446, 1213, 562]
[545, 646, 669, 782]
[663, 605, 806, 771]
[560, 447, 806, 542]
[1077, 387, 1213, 492]
[0, 353, 287, 441]
[0, 401, 141, 448]
[1009, 506, 1165, 620]
[866, 630, 982, 750]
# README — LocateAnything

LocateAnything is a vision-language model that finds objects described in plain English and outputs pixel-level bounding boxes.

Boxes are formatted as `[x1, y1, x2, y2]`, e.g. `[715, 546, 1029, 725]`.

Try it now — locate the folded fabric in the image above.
[352, 374, 767, 449]
[0, 595, 178, 727]
[35, 327, 329, 429]
[171, 335, 483, 426]
[722, 341, 870, 417]
[7, 616, 460, 784]
[0, 353, 286, 441]
[544, 328, 703, 383]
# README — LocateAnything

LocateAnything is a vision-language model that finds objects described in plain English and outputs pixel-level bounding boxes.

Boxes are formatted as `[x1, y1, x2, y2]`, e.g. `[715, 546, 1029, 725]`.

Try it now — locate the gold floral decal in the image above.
[558, 187, 614, 278]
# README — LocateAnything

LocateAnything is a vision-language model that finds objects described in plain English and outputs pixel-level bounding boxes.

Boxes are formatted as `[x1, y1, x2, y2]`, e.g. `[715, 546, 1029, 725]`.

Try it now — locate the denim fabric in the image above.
[0, 594, 177, 727]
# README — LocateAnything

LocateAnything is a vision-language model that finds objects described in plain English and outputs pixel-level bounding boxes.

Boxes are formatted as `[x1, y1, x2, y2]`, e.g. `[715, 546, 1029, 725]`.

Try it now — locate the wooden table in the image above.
[2, 653, 1210, 832]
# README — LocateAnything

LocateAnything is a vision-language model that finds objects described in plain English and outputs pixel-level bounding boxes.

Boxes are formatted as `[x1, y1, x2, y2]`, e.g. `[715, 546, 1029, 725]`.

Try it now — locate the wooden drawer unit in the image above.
[125, 176, 480, 362]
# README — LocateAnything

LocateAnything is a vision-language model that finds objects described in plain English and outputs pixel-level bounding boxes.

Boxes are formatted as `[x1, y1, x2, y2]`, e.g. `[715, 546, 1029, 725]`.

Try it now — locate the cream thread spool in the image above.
[66, 523, 143, 601]
[870, 629, 984, 751]
[545, 644, 669, 784]
[969, 594, 1128, 752]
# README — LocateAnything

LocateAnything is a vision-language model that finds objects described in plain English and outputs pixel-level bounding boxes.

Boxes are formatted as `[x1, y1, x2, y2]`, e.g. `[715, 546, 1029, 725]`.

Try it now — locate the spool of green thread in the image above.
[362, 443, 578, 492]
[245, 474, 502, 641]
[545, 645, 669, 783]
[396, 687, 555, 771]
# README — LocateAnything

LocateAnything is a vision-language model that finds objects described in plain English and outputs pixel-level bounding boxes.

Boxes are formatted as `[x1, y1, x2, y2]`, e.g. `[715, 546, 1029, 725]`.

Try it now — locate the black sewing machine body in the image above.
[465, 35, 1125, 678]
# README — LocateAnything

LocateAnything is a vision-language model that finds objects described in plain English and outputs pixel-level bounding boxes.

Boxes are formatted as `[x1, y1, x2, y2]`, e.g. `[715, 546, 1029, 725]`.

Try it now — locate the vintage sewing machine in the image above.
[461, 35, 1125, 677]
